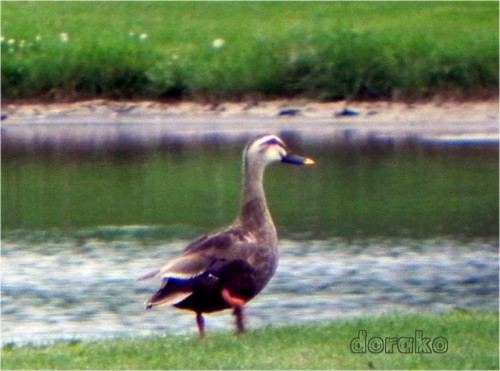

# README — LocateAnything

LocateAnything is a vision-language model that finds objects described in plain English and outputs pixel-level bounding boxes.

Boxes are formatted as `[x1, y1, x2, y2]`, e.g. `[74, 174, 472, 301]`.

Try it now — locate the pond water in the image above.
[2, 138, 498, 238]
[1, 133, 498, 345]
[1, 231, 498, 345]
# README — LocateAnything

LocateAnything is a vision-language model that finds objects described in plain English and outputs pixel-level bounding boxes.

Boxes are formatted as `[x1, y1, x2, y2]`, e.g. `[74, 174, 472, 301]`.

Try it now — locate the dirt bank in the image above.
[2, 99, 498, 125]
[1, 99, 498, 151]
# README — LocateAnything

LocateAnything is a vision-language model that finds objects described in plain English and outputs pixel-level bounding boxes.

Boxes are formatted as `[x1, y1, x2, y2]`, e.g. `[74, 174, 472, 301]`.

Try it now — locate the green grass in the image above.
[1, 2, 498, 101]
[2, 311, 498, 369]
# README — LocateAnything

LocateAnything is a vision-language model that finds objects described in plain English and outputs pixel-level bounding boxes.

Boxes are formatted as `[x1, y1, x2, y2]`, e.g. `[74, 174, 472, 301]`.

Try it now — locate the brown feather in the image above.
[137, 269, 160, 281]
[145, 277, 193, 308]
[147, 227, 256, 280]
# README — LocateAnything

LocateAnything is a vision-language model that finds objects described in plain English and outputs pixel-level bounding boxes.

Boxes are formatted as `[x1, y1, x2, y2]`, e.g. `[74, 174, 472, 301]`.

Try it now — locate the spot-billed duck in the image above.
[139, 135, 314, 337]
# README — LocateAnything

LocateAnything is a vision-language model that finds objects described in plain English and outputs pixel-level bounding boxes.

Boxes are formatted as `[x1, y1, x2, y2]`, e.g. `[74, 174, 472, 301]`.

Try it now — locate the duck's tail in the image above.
[144, 278, 193, 309]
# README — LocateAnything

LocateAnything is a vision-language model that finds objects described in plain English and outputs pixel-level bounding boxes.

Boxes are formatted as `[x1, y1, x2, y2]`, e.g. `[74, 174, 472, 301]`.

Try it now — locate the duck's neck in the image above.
[238, 160, 277, 245]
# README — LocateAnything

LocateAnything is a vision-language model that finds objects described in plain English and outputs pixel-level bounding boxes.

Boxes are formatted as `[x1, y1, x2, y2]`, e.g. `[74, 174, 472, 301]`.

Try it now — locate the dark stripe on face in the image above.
[261, 137, 284, 147]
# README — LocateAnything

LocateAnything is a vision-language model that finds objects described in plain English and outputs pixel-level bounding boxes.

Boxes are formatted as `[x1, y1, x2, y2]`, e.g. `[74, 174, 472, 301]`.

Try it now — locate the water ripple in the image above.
[1, 232, 498, 345]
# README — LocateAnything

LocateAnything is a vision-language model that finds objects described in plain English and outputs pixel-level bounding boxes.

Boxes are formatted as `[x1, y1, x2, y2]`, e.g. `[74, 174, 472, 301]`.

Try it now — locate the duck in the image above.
[139, 134, 314, 337]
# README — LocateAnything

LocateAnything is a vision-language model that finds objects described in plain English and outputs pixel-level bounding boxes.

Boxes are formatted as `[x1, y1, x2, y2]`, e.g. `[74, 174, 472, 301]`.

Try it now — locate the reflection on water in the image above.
[1, 229, 498, 345]
[2, 140, 498, 238]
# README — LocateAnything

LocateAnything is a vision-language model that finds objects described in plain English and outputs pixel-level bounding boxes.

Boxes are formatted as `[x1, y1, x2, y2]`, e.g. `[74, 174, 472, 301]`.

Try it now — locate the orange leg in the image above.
[196, 312, 205, 338]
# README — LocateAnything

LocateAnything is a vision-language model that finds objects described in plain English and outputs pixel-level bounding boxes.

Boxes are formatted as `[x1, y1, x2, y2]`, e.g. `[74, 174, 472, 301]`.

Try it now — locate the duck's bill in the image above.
[281, 154, 315, 165]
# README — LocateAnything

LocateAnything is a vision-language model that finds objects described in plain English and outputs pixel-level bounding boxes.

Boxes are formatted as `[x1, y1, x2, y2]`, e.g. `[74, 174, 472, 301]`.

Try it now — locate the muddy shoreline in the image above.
[2, 100, 498, 153]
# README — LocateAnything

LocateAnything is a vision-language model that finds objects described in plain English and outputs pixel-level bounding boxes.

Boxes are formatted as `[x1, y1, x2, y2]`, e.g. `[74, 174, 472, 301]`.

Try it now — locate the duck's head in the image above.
[245, 135, 315, 167]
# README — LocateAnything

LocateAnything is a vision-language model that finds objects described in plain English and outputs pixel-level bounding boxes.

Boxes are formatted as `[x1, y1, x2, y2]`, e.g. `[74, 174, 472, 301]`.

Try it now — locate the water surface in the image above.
[2, 140, 498, 238]
[1, 133, 498, 345]
[1, 230, 497, 345]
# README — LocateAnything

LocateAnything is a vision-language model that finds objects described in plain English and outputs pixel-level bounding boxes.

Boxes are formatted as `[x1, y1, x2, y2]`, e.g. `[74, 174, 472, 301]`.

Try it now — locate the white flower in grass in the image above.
[35, 35, 42, 42]
[211, 38, 225, 50]
[59, 33, 69, 43]
[139, 33, 148, 41]
[7, 40, 15, 53]
[0, 36, 5, 43]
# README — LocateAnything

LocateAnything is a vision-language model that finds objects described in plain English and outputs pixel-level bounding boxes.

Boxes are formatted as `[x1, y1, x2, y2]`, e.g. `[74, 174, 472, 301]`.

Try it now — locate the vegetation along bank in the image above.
[1, 2, 498, 102]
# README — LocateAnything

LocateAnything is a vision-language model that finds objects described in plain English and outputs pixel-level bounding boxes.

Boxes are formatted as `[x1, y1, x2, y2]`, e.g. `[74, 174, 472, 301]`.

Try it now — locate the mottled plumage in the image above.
[139, 135, 314, 337]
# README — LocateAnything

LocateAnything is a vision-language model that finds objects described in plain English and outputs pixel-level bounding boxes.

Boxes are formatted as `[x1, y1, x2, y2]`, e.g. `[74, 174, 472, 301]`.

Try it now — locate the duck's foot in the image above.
[196, 312, 206, 338]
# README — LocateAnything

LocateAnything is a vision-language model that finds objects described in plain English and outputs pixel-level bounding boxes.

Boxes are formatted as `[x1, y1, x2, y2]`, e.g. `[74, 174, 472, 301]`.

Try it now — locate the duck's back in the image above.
[183, 223, 279, 307]
[145, 225, 278, 312]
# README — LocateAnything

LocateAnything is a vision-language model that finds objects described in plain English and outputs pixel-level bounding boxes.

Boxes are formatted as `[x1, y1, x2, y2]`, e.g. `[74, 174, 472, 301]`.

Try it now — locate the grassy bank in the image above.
[2, 311, 498, 369]
[1, 2, 498, 102]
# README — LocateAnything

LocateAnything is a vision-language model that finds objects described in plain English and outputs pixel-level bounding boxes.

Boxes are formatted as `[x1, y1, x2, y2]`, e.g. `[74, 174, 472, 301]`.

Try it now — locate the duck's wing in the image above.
[141, 227, 256, 308]
[139, 227, 255, 281]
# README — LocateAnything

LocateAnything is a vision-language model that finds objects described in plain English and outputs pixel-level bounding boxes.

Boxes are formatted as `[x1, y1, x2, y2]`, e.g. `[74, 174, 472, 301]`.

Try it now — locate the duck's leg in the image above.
[222, 288, 247, 334]
[233, 305, 245, 334]
[196, 312, 205, 338]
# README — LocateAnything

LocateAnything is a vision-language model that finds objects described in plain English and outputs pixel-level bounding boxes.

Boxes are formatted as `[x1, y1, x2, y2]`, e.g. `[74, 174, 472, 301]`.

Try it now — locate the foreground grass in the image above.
[2, 311, 498, 369]
[1, 2, 498, 101]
